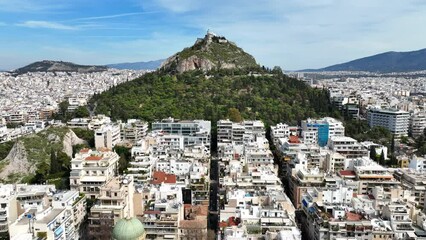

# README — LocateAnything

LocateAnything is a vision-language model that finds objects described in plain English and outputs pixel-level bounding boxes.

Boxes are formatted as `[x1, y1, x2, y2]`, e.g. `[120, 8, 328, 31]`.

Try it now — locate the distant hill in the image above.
[160, 32, 258, 73]
[107, 59, 164, 70]
[305, 48, 426, 72]
[14, 60, 107, 75]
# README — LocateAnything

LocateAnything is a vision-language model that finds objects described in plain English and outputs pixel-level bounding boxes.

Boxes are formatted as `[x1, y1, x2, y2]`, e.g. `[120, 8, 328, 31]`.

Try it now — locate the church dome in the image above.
[112, 217, 145, 240]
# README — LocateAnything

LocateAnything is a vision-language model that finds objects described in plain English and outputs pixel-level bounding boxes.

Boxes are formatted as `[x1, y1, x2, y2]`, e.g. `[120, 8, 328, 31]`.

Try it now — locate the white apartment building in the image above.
[88, 115, 112, 130]
[70, 149, 119, 199]
[217, 120, 264, 145]
[95, 124, 121, 149]
[0, 125, 7, 143]
[270, 123, 298, 146]
[67, 97, 87, 112]
[151, 118, 211, 150]
[408, 155, 426, 171]
[67, 118, 90, 128]
[328, 136, 369, 159]
[51, 191, 86, 240]
[410, 113, 426, 137]
[367, 108, 410, 136]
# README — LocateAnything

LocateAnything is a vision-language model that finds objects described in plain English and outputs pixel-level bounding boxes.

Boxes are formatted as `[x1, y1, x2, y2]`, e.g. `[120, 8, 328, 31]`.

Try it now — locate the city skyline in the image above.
[1, 0, 426, 70]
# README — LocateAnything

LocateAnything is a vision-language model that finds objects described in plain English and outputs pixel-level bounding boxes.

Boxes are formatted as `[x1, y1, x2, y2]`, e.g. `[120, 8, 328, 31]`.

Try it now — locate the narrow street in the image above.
[208, 158, 219, 235]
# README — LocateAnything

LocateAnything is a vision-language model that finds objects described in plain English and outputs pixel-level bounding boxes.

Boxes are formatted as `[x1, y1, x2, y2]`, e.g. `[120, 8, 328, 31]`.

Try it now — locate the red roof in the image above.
[346, 212, 363, 221]
[85, 156, 102, 161]
[151, 171, 177, 184]
[80, 148, 90, 153]
[289, 135, 301, 144]
[144, 210, 161, 214]
[219, 221, 228, 228]
[339, 170, 356, 176]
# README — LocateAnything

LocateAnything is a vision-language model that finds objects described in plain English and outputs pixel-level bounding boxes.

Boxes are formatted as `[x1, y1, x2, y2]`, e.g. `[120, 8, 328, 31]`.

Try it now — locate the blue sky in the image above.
[0, 0, 426, 70]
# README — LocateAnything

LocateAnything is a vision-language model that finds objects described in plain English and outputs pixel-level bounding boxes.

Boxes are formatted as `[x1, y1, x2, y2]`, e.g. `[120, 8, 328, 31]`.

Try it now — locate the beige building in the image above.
[88, 175, 135, 240]
[70, 148, 119, 199]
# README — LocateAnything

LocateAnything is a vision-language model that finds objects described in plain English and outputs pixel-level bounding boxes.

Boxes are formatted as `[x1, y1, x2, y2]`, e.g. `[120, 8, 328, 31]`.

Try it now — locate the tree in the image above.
[50, 149, 59, 174]
[379, 149, 385, 166]
[118, 153, 128, 175]
[370, 147, 377, 162]
[74, 106, 90, 118]
[228, 108, 242, 122]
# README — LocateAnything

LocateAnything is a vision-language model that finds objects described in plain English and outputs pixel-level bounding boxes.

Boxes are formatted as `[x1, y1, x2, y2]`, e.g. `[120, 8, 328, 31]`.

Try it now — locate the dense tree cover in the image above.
[53, 102, 90, 122]
[344, 120, 392, 146]
[0, 141, 14, 160]
[415, 128, 426, 156]
[114, 145, 132, 174]
[89, 69, 332, 127]
[72, 128, 95, 147]
[29, 149, 71, 189]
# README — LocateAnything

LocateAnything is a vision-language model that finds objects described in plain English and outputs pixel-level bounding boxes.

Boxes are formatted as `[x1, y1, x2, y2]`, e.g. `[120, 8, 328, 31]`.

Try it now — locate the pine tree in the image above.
[379, 149, 385, 166]
[370, 147, 377, 162]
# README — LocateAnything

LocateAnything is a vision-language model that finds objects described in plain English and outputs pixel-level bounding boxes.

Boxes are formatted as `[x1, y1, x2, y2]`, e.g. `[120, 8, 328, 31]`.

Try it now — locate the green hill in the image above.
[90, 68, 331, 127]
[90, 34, 332, 127]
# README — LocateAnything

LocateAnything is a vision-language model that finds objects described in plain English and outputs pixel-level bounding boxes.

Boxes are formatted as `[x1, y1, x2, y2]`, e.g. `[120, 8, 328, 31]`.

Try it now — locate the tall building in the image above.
[367, 108, 409, 136]
[410, 113, 426, 137]
[301, 117, 344, 147]
[95, 124, 121, 149]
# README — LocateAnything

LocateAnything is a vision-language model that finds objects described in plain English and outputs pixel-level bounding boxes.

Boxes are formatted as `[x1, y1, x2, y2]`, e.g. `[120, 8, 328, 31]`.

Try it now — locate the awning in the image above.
[81, 176, 106, 182]
[54, 226, 63, 236]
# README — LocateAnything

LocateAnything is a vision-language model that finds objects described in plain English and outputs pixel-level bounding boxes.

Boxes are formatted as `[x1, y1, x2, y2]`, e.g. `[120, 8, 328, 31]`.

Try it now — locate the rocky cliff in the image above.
[160, 32, 258, 73]
[0, 127, 86, 183]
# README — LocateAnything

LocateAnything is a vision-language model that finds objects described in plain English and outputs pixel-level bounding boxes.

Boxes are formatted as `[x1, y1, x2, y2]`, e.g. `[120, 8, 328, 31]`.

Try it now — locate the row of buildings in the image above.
[217, 119, 302, 240]
[271, 116, 426, 240]
[0, 70, 145, 125]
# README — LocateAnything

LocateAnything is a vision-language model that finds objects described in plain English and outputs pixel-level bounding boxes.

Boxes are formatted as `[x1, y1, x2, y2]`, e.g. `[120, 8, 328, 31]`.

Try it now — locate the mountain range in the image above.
[303, 48, 426, 72]
[106, 59, 164, 70]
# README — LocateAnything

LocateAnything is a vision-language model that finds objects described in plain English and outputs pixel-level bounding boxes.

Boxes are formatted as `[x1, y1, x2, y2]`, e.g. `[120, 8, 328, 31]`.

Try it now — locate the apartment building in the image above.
[51, 191, 86, 240]
[152, 118, 211, 150]
[88, 175, 135, 240]
[120, 119, 149, 143]
[142, 184, 184, 240]
[95, 124, 121, 149]
[70, 148, 119, 199]
[270, 123, 298, 147]
[328, 136, 368, 159]
[367, 108, 410, 136]
[217, 120, 264, 145]
[301, 117, 344, 147]
[410, 113, 426, 137]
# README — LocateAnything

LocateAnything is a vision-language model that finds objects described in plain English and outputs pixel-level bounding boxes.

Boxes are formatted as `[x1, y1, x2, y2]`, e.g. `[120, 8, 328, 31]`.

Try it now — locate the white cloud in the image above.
[17, 21, 77, 30]
[69, 11, 159, 22]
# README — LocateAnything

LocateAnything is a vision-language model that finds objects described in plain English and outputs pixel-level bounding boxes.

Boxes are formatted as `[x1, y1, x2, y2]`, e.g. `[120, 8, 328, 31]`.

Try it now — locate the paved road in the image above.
[208, 158, 219, 233]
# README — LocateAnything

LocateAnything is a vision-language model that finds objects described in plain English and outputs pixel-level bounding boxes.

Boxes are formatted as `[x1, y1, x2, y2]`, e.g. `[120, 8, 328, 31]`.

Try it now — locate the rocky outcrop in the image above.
[0, 141, 32, 180]
[160, 32, 258, 73]
[0, 128, 86, 182]
[62, 130, 87, 157]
